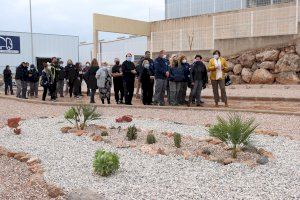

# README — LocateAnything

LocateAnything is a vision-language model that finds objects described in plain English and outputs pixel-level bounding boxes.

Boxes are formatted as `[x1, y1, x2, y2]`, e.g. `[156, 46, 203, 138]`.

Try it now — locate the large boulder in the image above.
[229, 75, 242, 84]
[233, 64, 242, 75]
[276, 72, 300, 84]
[251, 69, 275, 84]
[255, 49, 279, 62]
[238, 53, 255, 68]
[251, 63, 259, 72]
[259, 61, 275, 70]
[275, 54, 300, 73]
[227, 61, 235, 71]
[241, 68, 253, 83]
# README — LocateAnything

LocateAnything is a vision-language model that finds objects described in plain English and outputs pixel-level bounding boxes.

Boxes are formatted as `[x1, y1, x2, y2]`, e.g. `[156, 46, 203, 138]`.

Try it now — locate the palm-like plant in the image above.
[208, 114, 258, 158]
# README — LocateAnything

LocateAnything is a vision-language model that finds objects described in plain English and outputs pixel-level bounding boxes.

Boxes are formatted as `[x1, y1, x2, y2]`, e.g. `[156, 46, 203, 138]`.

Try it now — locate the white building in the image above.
[79, 36, 147, 65]
[0, 31, 79, 72]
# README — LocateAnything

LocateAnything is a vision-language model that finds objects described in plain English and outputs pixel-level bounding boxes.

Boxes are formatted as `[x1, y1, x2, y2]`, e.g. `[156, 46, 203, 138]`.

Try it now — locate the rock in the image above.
[14, 152, 27, 161]
[67, 188, 104, 200]
[278, 51, 285, 59]
[284, 45, 296, 54]
[209, 138, 223, 145]
[255, 50, 279, 62]
[0, 147, 8, 156]
[241, 145, 259, 153]
[95, 125, 107, 130]
[156, 148, 166, 155]
[13, 128, 22, 135]
[92, 135, 103, 142]
[223, 158, 235, 165]
[60, 126, 72, 133]
[251, 63, 259, 72]
[47, 184, 64, 198]
[296, 41, 300, 55]
[227, 61, 235, 71]
[28, 164, 44, 174]
[7, 117, 21, 129]
[7, 151, 17, 157]
[130, 143, 137, 148]
[259, 61, 275, 70]
[204, 123, 212, 128]
[255, 130, 278, 137]
[167, 132, 174, 138]
[27, 157, 41, 165]
[258, 148, 275, 159]
[251, 69, 275, 84]
[202, 148, 211, 155]
[29, 173, 46, 187]
[241, 68, 253, 83]
[20, 155, 31, 162]
[116, 141, 130, 148]
[257, 156, 269, 165]
[276, 72, 300, 84]
[74, 130, 87, 137]
[229, 75, 242, 84]
[193, 150, 202, 157]
[275, 54, 300, 73]
[238, 53, 255, 67]
[183, 151, 191, 160]
[115, 115, 133, 123]
[233, 64, 242, 75]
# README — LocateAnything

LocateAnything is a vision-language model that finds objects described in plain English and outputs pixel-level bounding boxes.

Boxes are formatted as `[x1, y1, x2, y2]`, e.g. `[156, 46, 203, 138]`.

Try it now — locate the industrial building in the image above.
[0, 31, 79, 72]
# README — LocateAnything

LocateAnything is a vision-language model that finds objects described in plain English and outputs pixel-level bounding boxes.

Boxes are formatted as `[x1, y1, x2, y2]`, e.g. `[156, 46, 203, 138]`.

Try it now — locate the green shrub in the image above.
[93, 150, 119, 176]
[146, 133, 156, 144]
[208, 114, 258, 158]
[64, 105, 100, 130]
[126, 125, 137, 141]
[101, 131, 109, 136]
[174, 133, 182, 148]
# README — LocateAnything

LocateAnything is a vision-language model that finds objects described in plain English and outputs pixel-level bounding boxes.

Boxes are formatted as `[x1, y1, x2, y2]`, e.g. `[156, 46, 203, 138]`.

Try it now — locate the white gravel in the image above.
[0, 117, 299, 200]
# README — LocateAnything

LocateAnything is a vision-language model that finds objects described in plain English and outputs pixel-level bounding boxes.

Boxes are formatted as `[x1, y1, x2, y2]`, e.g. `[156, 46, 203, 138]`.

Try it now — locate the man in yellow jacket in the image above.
[208, 50, 229, 107]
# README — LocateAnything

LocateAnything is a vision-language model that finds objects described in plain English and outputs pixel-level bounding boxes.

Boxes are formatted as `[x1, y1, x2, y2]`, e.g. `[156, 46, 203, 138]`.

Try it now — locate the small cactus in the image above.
[146, 133, 156, 144]
[174, 133, 182, 148]
[126, 125, 137, 141]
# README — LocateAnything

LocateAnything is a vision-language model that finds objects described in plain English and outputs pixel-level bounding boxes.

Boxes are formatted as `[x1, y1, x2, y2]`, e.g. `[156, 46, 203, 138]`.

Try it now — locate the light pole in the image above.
[29, 0, 34, 64]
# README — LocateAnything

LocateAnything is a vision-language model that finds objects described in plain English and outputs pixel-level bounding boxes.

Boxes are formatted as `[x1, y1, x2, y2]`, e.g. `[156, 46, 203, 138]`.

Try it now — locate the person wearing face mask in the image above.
[41, 63, 55, 101]
[122, 53, 136, 105]
[140, 60, 155, 105]
[96, 62, 112, 104]
[178, 55, 190, 105]
[188, 55, 208, 107]
[3, 65, 14, 95]
[208, 50, 229, 107]
[65, 59, 78, 98]
[111, 58, 124, 104]
[85, 59, 100, 103]
[153, 50, 169, 106]
[28, 64, 40, 98]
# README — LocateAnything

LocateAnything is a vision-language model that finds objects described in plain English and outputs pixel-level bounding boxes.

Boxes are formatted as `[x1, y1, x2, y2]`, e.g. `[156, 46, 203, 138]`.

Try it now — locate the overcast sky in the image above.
[0, 0, 165, 42]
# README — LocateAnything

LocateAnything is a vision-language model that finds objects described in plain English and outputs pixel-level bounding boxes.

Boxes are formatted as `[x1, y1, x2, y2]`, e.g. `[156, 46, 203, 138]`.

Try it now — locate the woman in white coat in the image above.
[96, 62, 112, 104]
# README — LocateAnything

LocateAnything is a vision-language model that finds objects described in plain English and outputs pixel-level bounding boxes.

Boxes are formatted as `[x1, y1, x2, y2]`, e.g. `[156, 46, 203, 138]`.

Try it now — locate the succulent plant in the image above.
[126, 125, 137, 141]
[146, 133, 156, 144]
[93, 150, 119, 176]
[174, 133, 182, 148]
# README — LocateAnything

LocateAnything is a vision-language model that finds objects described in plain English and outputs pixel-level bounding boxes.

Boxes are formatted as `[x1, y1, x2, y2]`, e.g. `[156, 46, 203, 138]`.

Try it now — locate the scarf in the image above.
[214, 58, 222, 80]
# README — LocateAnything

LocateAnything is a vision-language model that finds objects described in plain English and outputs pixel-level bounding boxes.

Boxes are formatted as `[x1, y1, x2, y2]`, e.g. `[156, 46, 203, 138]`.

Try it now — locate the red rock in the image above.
[20, 155, 31, 162]
[193, 150, 203, 157]
[92, 135, 103, 142]
[167, 132, 174, 138]
[74, 130, 87, 136]
[47, 184, 64, 198]
[140, 145, 152, 154]
[223, 158, 235, 165]
[28, 164, 44, 174]
[183, 151, 191, 160]
[0, 147, 8, 156]
[14, 152, 27, 161]
[115, 115, 133, 123]
[7, 151, 16, 157]
[156, 148, 166, 155]
[7, 117, 21, 129]
[130, 143, 137, 148]
[95, 125, 107, 130]
[13, 128, 21, 135]
[27, 157, 41, 165]
[60, 126, 72, 133]
[258, 148, 275, 159]
[175, 149, 183, 156]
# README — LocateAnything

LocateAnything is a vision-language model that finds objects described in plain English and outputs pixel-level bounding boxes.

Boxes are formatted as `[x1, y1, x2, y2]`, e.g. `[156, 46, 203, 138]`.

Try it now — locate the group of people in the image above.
[2, 49, 229, 107]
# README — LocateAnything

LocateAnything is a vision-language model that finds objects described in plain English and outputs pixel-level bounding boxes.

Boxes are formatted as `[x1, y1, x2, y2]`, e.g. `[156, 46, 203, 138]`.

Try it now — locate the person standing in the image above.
[83, 62, 91, 96]
[28, 64, 40, 98]
[15, 62, 24, 98]
[178, 55, 190, 105]
[111, 58, 124, 104]
[140, 60, 155, 105]
[122, 53, 136, 105]
[50, 57, 60, 100]
[73, 63, 82, 99]
[85, 59, 99, 103]
[21, 62, 29, 99]
[208, 50, 229, 107]
[168, 55, 184, 106]
[188, 55, 208, 107]
[153, 50, 169, 106]
[3, 65, 14, 95]
[41, 63, 55, 101]
[96, 63, 112, 104]
[65, 60, 77, 98]
[56, 64, 65, 98]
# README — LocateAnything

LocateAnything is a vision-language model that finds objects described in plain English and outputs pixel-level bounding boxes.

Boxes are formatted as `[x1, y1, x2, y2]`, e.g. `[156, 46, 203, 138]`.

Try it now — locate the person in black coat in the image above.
[15, 62, 25, 98]
[3, 65, 14, 95]
[56, 64, 65, 98]
[65, 59, 78, 98]
[122, 53, 136, 105]
[41, 63, 55, 101]
[84, 58, 99, 103]
[28, 64, 40, 97]
[140, 60, 155, 105]
[111, 58, 124, 104]
[188, 55, 208, 107]
[20, 62, 29, 99]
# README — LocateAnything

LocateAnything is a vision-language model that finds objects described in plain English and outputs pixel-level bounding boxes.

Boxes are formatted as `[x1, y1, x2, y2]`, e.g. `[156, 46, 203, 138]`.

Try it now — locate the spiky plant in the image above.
[81, 105, 101, 130]
[64, 107, 80, 130]
[93, 150, 119, 176]
[146, 133, 156, 144]
[174, 133, 182, 148]
[126, 125, 137, 141]
[208, 114, 258, 158]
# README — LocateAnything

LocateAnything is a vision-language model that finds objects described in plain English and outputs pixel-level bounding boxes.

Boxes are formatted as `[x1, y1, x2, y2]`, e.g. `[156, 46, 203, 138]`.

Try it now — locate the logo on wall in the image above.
[0, 35, 21, 54]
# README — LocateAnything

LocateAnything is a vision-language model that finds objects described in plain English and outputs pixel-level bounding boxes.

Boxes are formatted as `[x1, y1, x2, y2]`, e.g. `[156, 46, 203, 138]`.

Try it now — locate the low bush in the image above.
[146, 133, 156, 144]
[93, 150, 119, 176]
[208, 114, 258, 158]
[126, 125, 137, 141]
[174, 133, 182, 148]
[101, 131, 109, 136]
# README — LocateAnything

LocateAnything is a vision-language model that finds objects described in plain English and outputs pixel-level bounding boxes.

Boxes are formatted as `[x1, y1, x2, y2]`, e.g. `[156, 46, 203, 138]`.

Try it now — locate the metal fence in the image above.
[150, 1, 299, 52]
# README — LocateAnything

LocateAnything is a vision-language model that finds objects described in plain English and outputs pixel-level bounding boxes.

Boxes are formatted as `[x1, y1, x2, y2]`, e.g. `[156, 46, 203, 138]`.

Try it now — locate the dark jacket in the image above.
[190, 61, 208, 84]
[57, 66, 65, 81]
[112, 64, 123, 84]
[181, 62, 191, 82]
[20, 67, 29, 82]
[3, 69, 12, 82]
[65, 64, 78, 82]
[169, 65, 185, 82]
[154, 57, 168, 80]
[15, 65, 23, 80]
[121, 60, 135, 83]
[140, 67, 152, 85]
[28, 67, 40, 83]
[41, 70, 53, 87]
[85, 66, 99, 90]
[137, 58, 154, 78]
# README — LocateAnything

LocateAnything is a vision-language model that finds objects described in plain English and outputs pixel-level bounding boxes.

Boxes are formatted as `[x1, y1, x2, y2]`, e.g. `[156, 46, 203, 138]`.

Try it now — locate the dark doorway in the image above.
[36, 57, 52, 75]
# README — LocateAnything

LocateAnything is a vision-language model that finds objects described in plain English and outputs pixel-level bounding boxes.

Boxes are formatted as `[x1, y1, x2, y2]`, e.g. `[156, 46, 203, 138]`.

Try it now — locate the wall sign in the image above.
[0, 35, 21, 54]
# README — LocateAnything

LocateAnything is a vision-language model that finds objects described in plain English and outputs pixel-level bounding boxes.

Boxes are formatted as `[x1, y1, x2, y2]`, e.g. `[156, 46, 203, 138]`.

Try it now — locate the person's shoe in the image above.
[196, 104, 203, 107]
[214, 103, 219, 107]
[60, 95, 64, 98]
[187, 101, 191, 107]
[107, 98, 111, 104]
[199, 100, 204, 104]
[159, 103, 165, 106]
[119, 100, 124, 104]
[101, 99, 105, 104]
[5, 92, 8, 95]
[225, 102, 229, 107]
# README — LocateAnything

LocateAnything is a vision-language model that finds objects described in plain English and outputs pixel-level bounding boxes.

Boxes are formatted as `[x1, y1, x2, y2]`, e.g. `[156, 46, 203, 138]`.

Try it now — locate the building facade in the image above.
[165, 0, 295, 19]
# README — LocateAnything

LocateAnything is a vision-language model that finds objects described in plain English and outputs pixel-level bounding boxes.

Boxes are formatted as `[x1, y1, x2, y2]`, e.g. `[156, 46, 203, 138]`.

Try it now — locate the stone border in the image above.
[1, 95, 300, 117]
[0, 146, 65, 199]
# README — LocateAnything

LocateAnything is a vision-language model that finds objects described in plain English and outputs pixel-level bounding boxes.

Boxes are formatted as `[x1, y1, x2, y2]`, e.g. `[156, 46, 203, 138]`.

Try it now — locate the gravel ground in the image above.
[0, 117, 299, 200]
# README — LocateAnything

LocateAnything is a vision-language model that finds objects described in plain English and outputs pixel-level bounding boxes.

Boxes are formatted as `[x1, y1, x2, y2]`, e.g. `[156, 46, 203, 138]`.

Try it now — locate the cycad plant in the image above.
[208, 114, 258, 158]
[64, 105, 100, 130]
